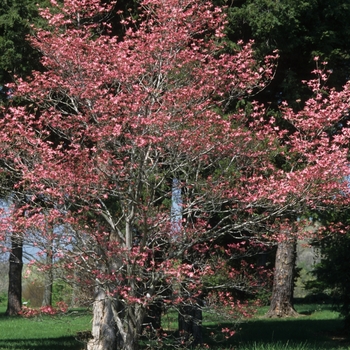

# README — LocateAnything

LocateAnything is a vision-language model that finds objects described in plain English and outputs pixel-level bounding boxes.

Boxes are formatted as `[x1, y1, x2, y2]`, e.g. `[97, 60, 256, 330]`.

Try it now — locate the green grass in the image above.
[237, 342, 324, 350]
[0, 307, 91, 350]
[157, 303, 350, 349]
[202, 303, 350, 350]
[0, 303, 348, 350]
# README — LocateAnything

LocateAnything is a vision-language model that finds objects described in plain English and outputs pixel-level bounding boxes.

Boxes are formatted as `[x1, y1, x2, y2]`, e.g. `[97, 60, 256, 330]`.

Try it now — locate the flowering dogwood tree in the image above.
[0, 0, 278, 348]
[264, 61, 350, 317]
[1, 0, 350, 349]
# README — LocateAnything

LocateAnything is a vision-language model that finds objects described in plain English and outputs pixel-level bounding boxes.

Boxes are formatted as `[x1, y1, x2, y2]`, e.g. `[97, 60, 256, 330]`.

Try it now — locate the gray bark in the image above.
[266, 238, 299, 318]
[87, 289, 117, 350]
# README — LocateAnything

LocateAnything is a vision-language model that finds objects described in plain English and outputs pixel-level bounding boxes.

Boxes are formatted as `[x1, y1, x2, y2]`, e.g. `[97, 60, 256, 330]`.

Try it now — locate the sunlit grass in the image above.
[0, 303, 347, 349]
[0, 307, 91, 350]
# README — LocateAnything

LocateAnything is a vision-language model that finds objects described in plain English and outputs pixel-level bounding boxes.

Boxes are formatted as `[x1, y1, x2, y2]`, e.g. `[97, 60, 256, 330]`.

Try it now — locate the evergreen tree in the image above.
[217, 0, 350, 107]
[0, 0, 47, 86]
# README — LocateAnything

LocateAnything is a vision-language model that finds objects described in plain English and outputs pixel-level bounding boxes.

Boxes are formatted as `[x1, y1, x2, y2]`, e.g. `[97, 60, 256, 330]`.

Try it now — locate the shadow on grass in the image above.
[204, 317, 348, 349]
[0, 305, 346, 350]
[0, 318, 346, 350]
[0, 336, 84, 350]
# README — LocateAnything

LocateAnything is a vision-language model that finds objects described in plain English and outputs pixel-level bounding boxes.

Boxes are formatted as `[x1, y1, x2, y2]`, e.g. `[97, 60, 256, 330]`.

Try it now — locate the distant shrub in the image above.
[0, 292, 7, 306]
[22, 281, 44, 307]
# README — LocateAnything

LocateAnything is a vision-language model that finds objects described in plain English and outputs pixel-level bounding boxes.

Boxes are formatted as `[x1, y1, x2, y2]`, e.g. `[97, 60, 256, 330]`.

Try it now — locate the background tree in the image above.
[213, 0, 350, 317]
[0, 0, 50, 315]
[6, 231, 22, 315]
[263, 62, 350, 316]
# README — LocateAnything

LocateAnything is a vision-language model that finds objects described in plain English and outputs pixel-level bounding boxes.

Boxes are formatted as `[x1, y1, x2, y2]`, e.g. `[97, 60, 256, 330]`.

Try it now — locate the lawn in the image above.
[151, 302, 350, 350]
[230, 303, 349, 350]
[0, 307, 91, 350]
[0, 303, 348, 349]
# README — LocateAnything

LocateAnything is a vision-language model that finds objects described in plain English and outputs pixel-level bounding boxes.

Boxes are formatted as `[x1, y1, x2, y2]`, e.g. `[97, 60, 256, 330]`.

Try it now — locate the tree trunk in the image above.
[178, 304, 203, 347]
[70, 272, 78, 308]
[42, 244, 53, 307]
[87, 288, 117, 350]
[6, 232, 23, 316]
[42, 272, 53, 307]
[122, 322, 142, 350]
[115, 302, 146, 350]
[86, 290, 146, 350]
[143, 301, 162, 334]
[265, 238, 299, 318]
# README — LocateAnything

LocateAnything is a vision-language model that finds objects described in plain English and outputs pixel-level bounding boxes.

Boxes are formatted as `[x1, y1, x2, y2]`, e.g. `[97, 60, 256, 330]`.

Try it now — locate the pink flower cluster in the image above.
[19, 301, 68, 318]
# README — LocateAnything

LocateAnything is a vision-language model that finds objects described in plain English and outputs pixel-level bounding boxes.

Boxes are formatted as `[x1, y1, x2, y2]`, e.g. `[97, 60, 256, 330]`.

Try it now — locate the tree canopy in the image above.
[1, 0, 350, 348]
